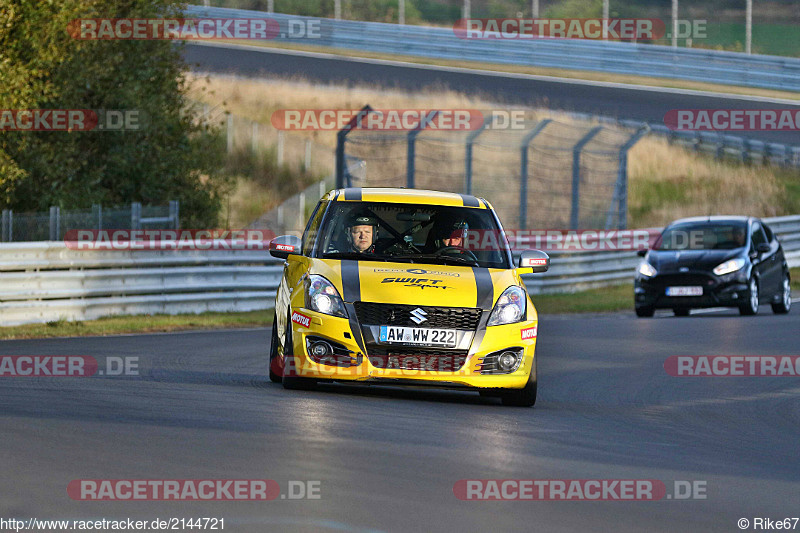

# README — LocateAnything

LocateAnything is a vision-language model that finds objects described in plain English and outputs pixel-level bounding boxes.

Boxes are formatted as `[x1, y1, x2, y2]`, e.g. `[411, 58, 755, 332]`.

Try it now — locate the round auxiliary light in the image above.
[310, 341, 333, 358]
[498, 351, 518, 372]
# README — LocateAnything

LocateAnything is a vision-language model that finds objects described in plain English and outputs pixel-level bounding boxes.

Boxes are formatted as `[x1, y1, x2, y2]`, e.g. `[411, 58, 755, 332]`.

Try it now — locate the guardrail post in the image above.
[336, 105, 372, 188]
[407, 110, 440, 189]
[465, 117, 491, 195]
[92, 204, 103, 230]
[131, 202, 142, 230]
[606, 125, 649, 230]
[570, 126, 603, 230]
[169, 200, 180, 229]
[519, 119, 552, 231]
[1, 209, 11, 242]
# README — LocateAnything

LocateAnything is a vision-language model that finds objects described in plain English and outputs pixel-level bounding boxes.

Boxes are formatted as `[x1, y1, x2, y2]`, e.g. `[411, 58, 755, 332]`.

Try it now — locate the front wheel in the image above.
[500, 357, 537, 407]
[635, 306, 655, 318]
[739, 277, 759, 316]
[771, 273, 792, 314]
[269, 314, 282, 383]
[281, 310, 318, 391]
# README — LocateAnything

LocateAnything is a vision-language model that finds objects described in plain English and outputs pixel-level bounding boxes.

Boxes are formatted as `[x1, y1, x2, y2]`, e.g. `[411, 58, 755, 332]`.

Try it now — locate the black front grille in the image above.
[649, 274, 716, 288]
[353, 302, 482, 329]
[367, 350, 468, 372]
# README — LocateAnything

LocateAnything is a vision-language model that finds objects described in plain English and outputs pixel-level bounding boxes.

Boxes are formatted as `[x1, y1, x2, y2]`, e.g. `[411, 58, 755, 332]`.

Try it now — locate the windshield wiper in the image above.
[391, 254, 480, 267]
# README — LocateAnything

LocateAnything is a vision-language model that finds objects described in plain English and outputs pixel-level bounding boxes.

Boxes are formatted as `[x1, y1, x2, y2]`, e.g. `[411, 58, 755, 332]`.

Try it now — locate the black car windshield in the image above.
[312, 201, 512, 269]
[654, 222, 748, 251]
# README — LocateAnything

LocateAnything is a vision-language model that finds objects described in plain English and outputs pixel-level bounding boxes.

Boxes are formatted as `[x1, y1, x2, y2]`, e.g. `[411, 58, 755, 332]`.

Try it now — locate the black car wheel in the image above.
[635, 306, 655, 318]
[739, 277, 759, 316]
[771, 273, 792, 314]
[282, 310, 318, 391]
[269, 314, 282, 383]
[500, 357, 537, 407]
[673, 308, 690, 317]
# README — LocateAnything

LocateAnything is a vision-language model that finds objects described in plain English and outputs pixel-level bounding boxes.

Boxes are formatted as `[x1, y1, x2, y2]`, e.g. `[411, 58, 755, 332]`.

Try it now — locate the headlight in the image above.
[487, 286, 526, 326]
[304, 275, 347, 318]
[637, 261, 657, 277]
[713, 257, 746, 276]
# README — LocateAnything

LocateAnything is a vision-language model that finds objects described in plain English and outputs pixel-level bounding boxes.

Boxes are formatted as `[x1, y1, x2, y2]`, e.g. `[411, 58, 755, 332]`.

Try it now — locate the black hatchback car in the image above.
[635, 216, 792, 317]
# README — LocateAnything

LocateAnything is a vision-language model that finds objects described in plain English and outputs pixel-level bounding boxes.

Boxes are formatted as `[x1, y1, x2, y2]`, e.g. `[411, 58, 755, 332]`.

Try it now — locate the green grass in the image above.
[792, 268, 800, 291]
[0, 310, 273, 340]
[697, 23, 800, 57]
[531, 283, 633, 314]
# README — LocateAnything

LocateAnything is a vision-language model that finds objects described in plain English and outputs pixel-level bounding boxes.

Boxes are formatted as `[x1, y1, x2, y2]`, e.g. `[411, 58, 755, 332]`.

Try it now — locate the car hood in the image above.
[647, 248, 743, 273]
[309, 258, 520, 311]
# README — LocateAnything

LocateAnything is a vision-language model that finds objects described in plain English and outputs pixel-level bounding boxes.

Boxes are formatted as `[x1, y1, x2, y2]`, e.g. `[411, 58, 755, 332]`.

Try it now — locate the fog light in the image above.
[498, 351, 518, 372]
[309, 340, 333, 358]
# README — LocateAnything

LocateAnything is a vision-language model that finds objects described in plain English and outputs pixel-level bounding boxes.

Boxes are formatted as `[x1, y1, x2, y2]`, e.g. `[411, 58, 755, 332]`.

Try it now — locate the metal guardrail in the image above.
[0, 215, 797, 325]
[523, 214, 800, 294]
[186, 5, 800, 93]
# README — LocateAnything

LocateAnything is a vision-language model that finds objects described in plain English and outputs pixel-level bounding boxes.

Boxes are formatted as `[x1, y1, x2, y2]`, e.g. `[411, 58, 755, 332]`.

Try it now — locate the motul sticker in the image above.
[521, 257, 547, 267]
[291, 311, 311, 328]
[521, 326, 537, 340]
[275, 243, 296, 251]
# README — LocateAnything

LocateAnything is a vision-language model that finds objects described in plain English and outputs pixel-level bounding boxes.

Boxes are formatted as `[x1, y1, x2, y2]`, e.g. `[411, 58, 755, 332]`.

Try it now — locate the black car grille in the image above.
[353, 302, 482, 329]
[366, 349, 468, 372]
[648, 274, 716, 288]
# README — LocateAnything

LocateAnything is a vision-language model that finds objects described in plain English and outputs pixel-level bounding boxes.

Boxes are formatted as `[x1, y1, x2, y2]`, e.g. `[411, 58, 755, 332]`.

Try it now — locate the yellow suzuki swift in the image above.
[268, 188, 549, 407]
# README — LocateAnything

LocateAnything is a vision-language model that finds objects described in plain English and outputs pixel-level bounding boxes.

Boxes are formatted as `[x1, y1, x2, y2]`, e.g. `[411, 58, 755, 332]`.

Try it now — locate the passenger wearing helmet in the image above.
[346, 212, 378, 254]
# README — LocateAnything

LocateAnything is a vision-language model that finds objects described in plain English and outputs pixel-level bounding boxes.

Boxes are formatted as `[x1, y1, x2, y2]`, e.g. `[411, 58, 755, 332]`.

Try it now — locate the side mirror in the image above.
[636, 249, 648, 257]
[269, 235, 302, 259]
[756, 242, 771, 254]
[518, 249, 550, 273]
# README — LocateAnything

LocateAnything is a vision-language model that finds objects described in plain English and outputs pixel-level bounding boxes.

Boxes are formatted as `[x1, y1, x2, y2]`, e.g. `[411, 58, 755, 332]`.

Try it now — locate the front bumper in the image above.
[284, 308, 537, 389]
[635, 270, 749, 309]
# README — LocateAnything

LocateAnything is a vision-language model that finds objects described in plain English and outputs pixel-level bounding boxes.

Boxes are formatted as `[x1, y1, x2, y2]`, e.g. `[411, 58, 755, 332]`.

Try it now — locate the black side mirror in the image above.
[757, 242, 771, 254]
[518, 249, 550, 273]
[269, 235, 302, 259]
[636, 249, 648, 257]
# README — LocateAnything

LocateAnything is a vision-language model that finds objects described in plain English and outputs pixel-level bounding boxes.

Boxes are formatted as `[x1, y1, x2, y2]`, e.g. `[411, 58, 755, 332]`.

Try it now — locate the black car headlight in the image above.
[713, 258, 745, 276]
[487, 286, 526, 326]
[304, 275, 348, 318]
[637, 261, 657, 278]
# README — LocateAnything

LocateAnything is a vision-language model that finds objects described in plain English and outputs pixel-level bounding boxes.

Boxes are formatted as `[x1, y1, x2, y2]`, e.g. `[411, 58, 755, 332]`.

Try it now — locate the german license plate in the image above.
[666, 286, 703, 296]
[379, 326, 457, 347]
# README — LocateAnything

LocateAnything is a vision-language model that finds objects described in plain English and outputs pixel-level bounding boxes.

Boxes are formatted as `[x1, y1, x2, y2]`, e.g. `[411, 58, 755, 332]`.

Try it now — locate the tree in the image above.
[0, 0, 229, 227]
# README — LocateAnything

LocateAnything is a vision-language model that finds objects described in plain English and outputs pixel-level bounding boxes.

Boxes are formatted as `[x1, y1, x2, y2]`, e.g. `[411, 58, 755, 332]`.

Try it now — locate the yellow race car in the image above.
[268, 188, 549, 407]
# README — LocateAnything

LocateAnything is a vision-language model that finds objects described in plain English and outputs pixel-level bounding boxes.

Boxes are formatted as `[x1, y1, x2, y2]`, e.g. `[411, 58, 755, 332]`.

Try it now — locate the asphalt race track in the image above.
[184, 43, 800, 146]
[2, 307, 799, 532]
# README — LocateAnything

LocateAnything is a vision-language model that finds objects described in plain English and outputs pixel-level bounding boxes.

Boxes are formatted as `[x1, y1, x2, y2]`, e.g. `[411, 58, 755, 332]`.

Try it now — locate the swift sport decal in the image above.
[381, 277, 453, 290]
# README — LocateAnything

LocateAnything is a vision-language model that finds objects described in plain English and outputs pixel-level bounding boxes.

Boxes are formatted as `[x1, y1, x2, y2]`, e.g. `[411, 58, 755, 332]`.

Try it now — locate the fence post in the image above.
[336, 105, 372, 188]
[92, 204, 103, 230]
[570, 126, 603, 230]
[407, 110, 440, 189]
[518, 119, 552, 231]
[606, 125, 649, 230]
[277, 130, 284, 166]
[49, 206, 60, 241]
[305, 139, 312, 172]
[131, 202, 142, 230]
[298, 191, 306, 231]
[1, 209, 11, 242]
[465, 117, 491, 195]
[226, 113, 233, 154]
[169, 200, 180, 229]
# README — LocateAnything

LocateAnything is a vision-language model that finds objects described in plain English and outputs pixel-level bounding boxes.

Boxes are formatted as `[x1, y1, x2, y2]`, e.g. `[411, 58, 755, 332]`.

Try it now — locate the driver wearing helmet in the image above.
[429, 217, 469, 252]
[345, 212, 378, 254]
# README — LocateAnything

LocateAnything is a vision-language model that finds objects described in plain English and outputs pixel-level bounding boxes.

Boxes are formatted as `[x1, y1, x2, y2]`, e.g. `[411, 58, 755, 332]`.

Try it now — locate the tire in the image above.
[281, 310, 317, 391]
[500, 357, 537, 407]
[771, 273, 792, 314]
[673, 308, 690, 317]
[268, 314, 282, 383]
[635, 306, 655, 318]
[739, 277, 759, 316]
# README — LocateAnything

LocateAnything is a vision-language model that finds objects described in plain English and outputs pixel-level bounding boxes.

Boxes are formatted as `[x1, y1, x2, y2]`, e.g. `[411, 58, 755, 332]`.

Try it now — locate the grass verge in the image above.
[0, 310, 273, 341]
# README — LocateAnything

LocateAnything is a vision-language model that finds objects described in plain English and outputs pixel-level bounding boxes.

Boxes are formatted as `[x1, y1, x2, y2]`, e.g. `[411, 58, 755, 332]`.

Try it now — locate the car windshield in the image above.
[654, 222, 748, 250]
[313, 201, 512, 269]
